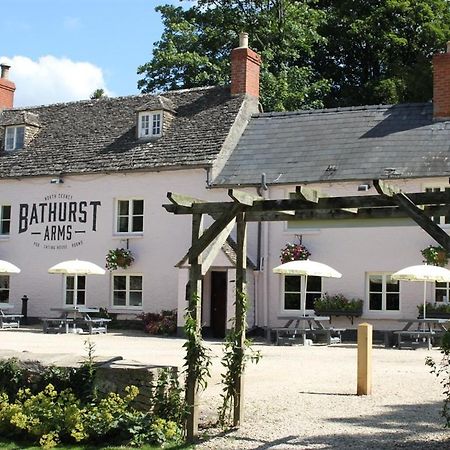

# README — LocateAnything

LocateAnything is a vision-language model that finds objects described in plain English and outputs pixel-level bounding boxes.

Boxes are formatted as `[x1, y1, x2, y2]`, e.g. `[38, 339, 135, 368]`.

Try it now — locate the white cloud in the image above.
[0, 55, 113, 107]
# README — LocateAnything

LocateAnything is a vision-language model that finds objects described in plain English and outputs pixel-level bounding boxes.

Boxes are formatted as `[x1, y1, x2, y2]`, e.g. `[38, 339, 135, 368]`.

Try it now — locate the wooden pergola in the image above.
[163, 180, 450, 440]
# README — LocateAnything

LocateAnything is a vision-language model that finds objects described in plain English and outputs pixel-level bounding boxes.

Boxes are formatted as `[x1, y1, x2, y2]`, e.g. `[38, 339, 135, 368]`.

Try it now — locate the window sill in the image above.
[113, 233, 144, 239]
[0, 235, 10, 240]
[110, 306, 143, 311]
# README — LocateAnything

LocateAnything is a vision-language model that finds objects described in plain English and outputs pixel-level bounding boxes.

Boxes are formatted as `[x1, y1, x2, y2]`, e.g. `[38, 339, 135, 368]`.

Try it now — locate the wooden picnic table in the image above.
[393, 318, 449, 350]
[272, 316, 345, 346]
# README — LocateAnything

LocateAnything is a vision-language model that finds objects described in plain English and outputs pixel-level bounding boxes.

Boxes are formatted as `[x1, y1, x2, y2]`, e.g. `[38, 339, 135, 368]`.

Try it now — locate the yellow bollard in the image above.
[357, 323, 372, 395]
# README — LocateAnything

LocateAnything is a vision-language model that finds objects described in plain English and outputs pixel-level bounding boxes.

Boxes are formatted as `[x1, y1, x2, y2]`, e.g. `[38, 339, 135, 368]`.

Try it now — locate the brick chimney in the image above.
[433, 42, 450, 119]
[0, 64, 15, 109]
[231, 32, 261, 98]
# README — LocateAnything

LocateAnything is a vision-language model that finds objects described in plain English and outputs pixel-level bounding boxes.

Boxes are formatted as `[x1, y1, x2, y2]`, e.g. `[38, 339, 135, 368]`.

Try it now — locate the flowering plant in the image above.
[421, 245, 449, 267]
[105, 248, 134, 271]
[280, 242, 311, 263]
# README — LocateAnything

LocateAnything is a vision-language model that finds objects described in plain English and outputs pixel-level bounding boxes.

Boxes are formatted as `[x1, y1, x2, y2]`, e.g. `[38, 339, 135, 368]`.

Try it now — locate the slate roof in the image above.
[214, 102, 450, 186]
[0, 86, 245, 178]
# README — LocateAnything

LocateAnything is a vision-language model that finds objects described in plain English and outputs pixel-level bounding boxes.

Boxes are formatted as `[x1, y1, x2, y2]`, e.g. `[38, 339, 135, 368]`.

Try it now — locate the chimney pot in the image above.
[231, 33, 261, 98]
[0, 64, 10, 80]
[239, 32, 249, 48]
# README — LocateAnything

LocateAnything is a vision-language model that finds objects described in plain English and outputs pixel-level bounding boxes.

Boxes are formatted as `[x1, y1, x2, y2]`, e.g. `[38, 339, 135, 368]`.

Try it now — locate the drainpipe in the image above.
[257, 173, 269, 332]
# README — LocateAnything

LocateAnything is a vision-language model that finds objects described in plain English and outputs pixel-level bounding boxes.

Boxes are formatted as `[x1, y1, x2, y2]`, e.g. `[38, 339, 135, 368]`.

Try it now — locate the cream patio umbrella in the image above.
[273, 260, 342, 316]
[392, 264, 450, 319]
[0, 260, 21, 274]
[48, 259, 105, 275]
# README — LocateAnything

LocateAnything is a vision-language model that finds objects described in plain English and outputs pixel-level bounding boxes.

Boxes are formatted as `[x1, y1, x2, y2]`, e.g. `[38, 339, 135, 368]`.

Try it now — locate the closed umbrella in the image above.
[0, 260, 21, 274]
[48, 259, 105, 275]
[392, 264, 450, 319]
[273, 260, 342, 316]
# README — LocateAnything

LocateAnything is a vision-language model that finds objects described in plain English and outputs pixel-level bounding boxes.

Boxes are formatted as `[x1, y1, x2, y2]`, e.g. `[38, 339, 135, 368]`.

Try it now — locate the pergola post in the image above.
[186, 212, 203, 442]
[233, 211, 247, 426]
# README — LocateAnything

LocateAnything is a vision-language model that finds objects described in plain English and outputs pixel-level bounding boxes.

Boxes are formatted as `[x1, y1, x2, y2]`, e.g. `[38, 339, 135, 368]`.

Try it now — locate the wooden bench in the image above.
[0, 310, 23, 329]
[393, 330, 436, 350]
[41, 318, 73, 334]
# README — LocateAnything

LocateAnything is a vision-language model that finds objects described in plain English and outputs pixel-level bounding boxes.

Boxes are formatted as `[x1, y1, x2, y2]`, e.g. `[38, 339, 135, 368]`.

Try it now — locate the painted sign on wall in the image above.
[18, 193, 102, 250]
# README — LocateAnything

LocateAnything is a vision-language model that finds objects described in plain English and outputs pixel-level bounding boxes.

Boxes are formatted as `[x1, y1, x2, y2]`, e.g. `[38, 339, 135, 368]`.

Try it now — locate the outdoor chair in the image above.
[0, 309, 23, 329]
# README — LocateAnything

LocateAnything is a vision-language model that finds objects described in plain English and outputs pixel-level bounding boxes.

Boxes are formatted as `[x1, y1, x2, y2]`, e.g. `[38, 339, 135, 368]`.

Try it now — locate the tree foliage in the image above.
[138, 0, 450, 111]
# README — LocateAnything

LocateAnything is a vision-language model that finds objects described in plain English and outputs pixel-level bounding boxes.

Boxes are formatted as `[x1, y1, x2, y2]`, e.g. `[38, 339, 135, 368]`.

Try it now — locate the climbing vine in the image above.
[218, 291, 261, 427]
[183, 294, 212, 393]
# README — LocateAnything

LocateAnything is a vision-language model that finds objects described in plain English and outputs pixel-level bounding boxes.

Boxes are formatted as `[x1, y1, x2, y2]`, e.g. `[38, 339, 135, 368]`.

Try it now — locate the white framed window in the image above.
[64, 275, 86, 306]
[282, 275, 322, 313]
[138, 111, 162, 138]
[0, 205, 11, 235]
[112, 274, 143, 308]
[367, 273, 400, 312]
[116, 199, 144, 233]
[5, 126, 24, 151]
[435, 282, 450, 303]
[0, 275, 10, 303]
[424, 186, 450, 224]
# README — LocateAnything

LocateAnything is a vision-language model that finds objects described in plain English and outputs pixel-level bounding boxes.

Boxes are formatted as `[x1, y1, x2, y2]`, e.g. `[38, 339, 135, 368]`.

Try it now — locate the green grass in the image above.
[0, 440, 193, 449]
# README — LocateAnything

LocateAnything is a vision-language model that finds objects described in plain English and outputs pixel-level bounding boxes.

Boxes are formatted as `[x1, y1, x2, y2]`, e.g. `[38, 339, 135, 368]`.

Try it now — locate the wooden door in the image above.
[210, 271, 227, 338]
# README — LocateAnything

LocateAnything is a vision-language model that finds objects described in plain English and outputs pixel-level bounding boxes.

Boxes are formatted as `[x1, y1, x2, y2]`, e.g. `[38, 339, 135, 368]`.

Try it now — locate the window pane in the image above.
[77, 276, 86, 289]
[285, 276, 300, 292]
[2, 205, 11, 220]
[133, 200, 144, 215]
[66, 276, 74, 289]
[369, 293, 382, 310]
[386, 293, 399, 310]
[369, 275, 383, 292]
[305, 293, 318, 310]
[16, 127, 24, 149]
[386, 276, 399, 292]
[0, 290, 9, 302]
[113, 291, 126, 306]
[118, 217, 129, 232]
[285, 293, 301, 310]
[66, 291, 74, 305]
[5, 128, 14, 150]
[132, 216, 143, 232]
[307, 276, 322, 292]
[0, 275, 9, 289]
[130, 276, 142, 290]
[77, 291, 86, 305]
[118, 200, 129, 215]
[114, 276, 126, 290]
[436, 289, 448, 303]
[129, 292, 142, 306]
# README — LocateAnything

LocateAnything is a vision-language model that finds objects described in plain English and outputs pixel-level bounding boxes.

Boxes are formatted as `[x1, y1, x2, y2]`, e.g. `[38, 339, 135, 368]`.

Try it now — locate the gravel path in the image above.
[0, 328, 449, 449]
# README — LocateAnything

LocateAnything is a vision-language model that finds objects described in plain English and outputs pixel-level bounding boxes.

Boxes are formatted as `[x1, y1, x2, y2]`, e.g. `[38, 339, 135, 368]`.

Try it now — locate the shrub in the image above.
[314, 293, 363, 314]
[139, 309, 177, 335]
[418, 302, 450, 315]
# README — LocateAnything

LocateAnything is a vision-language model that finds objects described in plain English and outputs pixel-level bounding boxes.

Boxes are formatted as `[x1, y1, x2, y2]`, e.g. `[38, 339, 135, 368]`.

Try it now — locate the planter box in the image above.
[418, 312, 450, 319]
[314, 310, 363, 324]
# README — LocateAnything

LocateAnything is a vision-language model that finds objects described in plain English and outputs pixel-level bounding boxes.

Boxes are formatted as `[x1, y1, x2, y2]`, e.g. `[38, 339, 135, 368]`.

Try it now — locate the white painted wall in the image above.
[256, 178, 450, 330]
[0, 169, 243, 319]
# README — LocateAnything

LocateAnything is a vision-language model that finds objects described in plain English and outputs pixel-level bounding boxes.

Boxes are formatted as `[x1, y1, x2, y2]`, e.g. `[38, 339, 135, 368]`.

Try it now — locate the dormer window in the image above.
[138, 111, 162, 138]
[5, 126, 24, 151]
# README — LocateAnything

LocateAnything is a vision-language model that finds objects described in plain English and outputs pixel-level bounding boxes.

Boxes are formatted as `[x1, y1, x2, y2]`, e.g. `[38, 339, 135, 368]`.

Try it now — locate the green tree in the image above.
[137, 1, 331, 111]
[315, 0, 450, 106]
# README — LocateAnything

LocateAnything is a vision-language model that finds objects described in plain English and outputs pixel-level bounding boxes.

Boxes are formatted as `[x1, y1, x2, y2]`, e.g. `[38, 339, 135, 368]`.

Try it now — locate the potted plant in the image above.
[314, 293, 363, 323]
[421, 245, 449, 267]
[105, 248, 134, 271]
[280, 242, 311, 263]
[417, 302, 450, 319]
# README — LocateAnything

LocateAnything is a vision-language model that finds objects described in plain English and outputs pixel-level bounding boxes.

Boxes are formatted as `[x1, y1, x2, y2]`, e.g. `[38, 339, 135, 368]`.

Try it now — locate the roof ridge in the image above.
[4, 85, 226, 111]
[254, 102, 430, 118]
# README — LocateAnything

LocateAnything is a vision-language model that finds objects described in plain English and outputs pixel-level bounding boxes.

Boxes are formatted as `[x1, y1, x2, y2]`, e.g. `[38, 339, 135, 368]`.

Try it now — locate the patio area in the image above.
[0, 326, 449, 449]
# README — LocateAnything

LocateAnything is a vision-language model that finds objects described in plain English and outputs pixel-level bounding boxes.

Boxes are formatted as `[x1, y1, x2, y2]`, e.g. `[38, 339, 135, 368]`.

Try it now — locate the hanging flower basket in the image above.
[280, 242, 311, 264]
[105, 248, 134, 271]
[421, 245, 449, 267]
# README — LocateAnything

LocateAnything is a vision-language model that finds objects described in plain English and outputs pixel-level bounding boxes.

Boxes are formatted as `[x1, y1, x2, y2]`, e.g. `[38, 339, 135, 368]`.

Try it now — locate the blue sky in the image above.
[1, 0, 183, 106]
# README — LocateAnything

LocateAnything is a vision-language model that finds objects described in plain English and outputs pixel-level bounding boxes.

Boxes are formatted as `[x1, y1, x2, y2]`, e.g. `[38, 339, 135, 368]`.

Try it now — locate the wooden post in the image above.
[233, 211, 247, 426]
[357, 323, 372, 396]
[186, 213, 203, 441]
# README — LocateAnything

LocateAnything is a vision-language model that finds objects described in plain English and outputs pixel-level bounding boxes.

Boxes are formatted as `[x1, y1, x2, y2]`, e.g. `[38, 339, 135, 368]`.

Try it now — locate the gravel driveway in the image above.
[0, 328, 449, 449]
